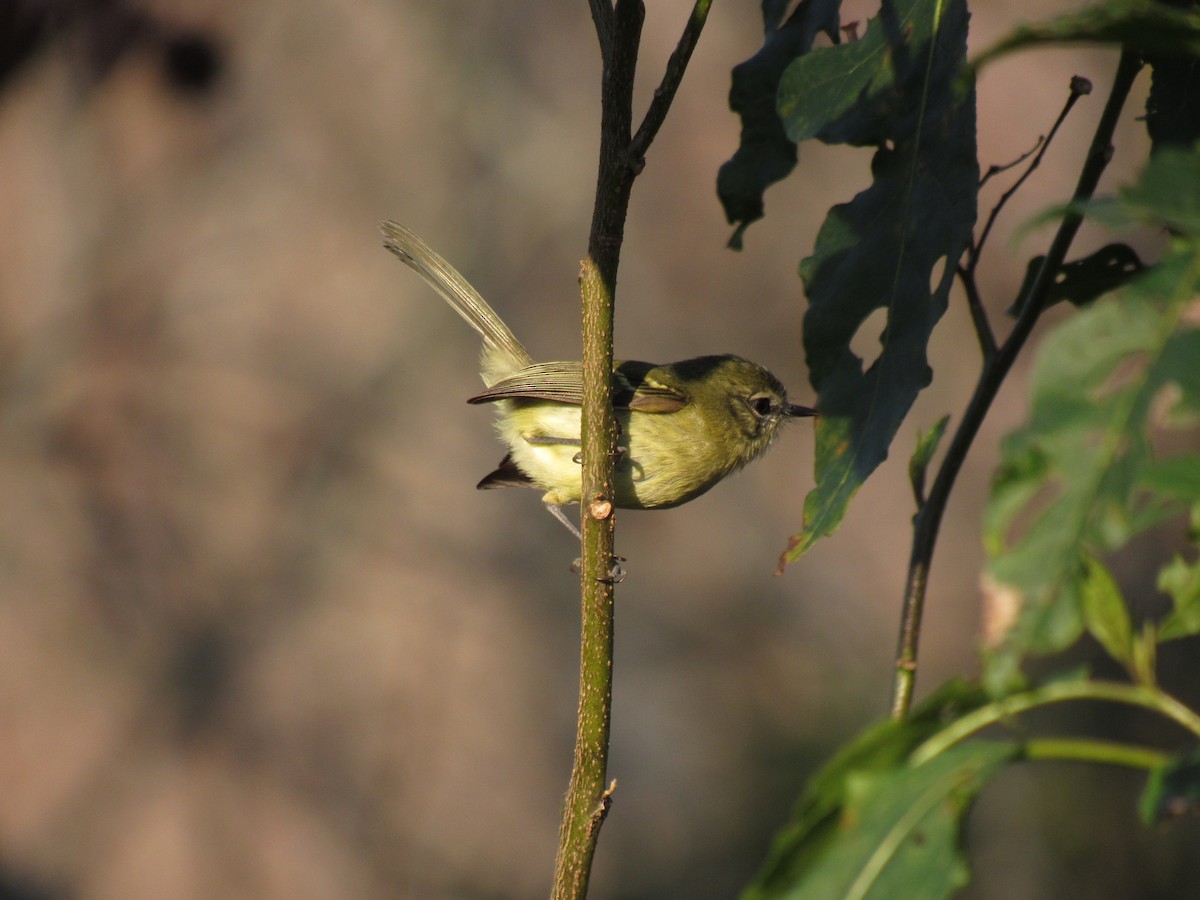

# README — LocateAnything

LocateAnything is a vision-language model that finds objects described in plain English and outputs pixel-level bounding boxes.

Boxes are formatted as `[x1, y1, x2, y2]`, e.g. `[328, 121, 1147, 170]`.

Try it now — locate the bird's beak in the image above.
[786, 403, 818, 418]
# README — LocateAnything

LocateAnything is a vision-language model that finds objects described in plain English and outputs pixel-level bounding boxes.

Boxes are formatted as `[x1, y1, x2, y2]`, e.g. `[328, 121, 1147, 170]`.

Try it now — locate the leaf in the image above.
[971, 0, 1200, 75]
[779, 0, 977, 566]
[983, 239, 1200, 685]
[717, 0, 841, 247]
[1008, 243, 1145, 317]
[1158, 553, 1200, 641]
[1141, 746, 1200, 826]
[744, 680, 994, 900]
[1079, 555, 1134, 666]
[909, 415, 950, 504]
[745, 739, 1017, 900]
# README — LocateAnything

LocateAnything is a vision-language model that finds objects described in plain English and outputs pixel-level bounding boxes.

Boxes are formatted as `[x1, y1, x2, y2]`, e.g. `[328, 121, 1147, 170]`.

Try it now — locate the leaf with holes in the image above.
[717, 0, 841, 248]
[778, 0, 977, 567]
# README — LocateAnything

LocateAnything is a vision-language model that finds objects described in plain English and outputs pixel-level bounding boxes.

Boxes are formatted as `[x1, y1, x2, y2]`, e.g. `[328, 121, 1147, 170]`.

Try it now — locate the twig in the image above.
[630, 0, 713, 161]
[969, 76, 1092, 267]
[978, 134, 1043, 189]
[552, 1, 713, 895]
[890, 52, 1143, 720]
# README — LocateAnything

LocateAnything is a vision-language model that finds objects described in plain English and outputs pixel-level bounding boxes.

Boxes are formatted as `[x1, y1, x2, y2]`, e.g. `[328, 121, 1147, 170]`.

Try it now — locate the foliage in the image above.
[715, 1, 1200, 897]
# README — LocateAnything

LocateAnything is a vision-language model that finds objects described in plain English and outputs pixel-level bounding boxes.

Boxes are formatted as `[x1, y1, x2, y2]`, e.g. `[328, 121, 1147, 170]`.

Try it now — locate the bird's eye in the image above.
[748, 393, 776, 417]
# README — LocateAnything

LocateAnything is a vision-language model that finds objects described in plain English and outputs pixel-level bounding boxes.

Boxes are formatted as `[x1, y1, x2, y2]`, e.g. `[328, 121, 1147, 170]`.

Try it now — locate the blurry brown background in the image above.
[1, 1, 1197, 898]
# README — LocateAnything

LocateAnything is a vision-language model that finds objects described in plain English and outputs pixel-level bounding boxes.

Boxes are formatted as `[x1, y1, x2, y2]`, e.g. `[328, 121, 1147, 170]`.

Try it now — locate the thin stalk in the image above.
[890, 50, 1144, 719]
[910, 679, 1200, 766]
[1022, 738, 1168, 771]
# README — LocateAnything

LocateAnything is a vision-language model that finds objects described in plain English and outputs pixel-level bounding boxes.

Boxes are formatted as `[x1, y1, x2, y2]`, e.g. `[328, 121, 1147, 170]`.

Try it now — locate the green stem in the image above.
[1022, 738, 1168, 771]
[890, 50, 1145, 719]
[910, 679, 1200, 766]
[553, 2, 713, 896]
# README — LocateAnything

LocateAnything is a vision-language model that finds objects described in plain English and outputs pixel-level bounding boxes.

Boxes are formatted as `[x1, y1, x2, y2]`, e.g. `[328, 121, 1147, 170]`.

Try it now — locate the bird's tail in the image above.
[381, 221, 534, 384]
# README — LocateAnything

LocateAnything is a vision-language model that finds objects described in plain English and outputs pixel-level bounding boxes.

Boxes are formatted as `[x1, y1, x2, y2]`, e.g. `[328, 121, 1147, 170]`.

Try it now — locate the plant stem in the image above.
[1022, 738, 1168, 771]
[890, 50, 1144, 720]
[553, 2, 712, 895]
[909, 679, 1200, 766]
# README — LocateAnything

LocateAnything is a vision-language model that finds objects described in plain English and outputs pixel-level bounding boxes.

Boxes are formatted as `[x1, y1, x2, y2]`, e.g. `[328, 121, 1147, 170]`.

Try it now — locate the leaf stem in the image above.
[1022, 738, 1168, 771]
[890, 50, 1144, 720]
[910, 679, 1200, 766]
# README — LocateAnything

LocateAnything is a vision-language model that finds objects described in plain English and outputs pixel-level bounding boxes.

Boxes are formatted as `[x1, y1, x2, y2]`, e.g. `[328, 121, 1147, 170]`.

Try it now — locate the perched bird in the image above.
[381, 221, 816, 537]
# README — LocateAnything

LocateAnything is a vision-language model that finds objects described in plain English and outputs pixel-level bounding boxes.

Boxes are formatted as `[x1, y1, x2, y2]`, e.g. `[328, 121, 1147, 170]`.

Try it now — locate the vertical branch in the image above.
[552, 2, 641, 898]
[889, 50, 1144, 719]
[553, 1, 714, 896]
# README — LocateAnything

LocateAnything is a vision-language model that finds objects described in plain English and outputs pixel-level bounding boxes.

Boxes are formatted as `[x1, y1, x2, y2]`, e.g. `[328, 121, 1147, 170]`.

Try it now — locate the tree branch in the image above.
[554, 0, 712, 895]
[890, 50, 1144, 720]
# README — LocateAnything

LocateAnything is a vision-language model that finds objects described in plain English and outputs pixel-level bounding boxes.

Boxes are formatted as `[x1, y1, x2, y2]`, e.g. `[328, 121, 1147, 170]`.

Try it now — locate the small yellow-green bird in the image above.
[381, 221, 816, 537]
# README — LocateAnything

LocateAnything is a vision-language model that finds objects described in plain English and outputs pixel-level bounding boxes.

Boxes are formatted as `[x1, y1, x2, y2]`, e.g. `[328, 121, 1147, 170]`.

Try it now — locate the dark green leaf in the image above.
[971, 0, 1200, 75]
[1009, 243, 1145, 317]
[744, 680, 992, 900]
[1119, 144, 1200, 235]
[1146, 34, 1200, 152]
[1079, 555, 1134, 665]
[780, 0, 977, 565]
[909, 415, 950, 504]
[1141, 746, 1200, 825]
[717, 0, 840, 246]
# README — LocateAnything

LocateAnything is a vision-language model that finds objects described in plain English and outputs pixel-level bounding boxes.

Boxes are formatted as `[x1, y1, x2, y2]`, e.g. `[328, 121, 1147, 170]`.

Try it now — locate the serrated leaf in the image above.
[746, 738, 1016, 900]
[779, 0, 977, 566]
[744, 680, 991, 900]
[1079, 555, 1134, 666]
[1141, 746, 1200, 825]
[983, 237, 1200, 682]
[717, 0, 841, 246]
[971, 0, 1200, 75]
[1158, 553, 1200, 641]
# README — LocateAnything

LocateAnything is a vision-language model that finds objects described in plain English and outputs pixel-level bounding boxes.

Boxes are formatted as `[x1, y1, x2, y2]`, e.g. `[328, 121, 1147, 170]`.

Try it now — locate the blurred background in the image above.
[1, 0, 1197, 897]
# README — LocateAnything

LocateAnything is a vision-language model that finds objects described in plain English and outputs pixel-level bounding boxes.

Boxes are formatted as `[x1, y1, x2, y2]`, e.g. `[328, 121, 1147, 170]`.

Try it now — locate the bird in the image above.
[381, 221, 816, 538]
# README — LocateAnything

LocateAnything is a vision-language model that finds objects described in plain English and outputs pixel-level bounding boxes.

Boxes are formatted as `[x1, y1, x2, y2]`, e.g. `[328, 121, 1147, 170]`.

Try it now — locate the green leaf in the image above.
[909, 415, 950, 504]
[983, 239, 1200, 683]
[717, 0, 841, 246]
[744, 680, 994, 900]
[1079, 555, 1134, 666]
[1118, 144, 1200, 236]
[1159, 553, 1200, 641]
[779, 0, 977, 566]
[971, 0, 1200, 75]
[1141, 746, 1200, 826]
[746, 739, 1017, 900]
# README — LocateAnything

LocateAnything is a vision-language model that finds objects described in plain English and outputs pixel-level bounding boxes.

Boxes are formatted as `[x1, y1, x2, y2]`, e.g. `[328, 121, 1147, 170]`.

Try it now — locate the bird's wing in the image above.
[467, 361, 690, 414]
